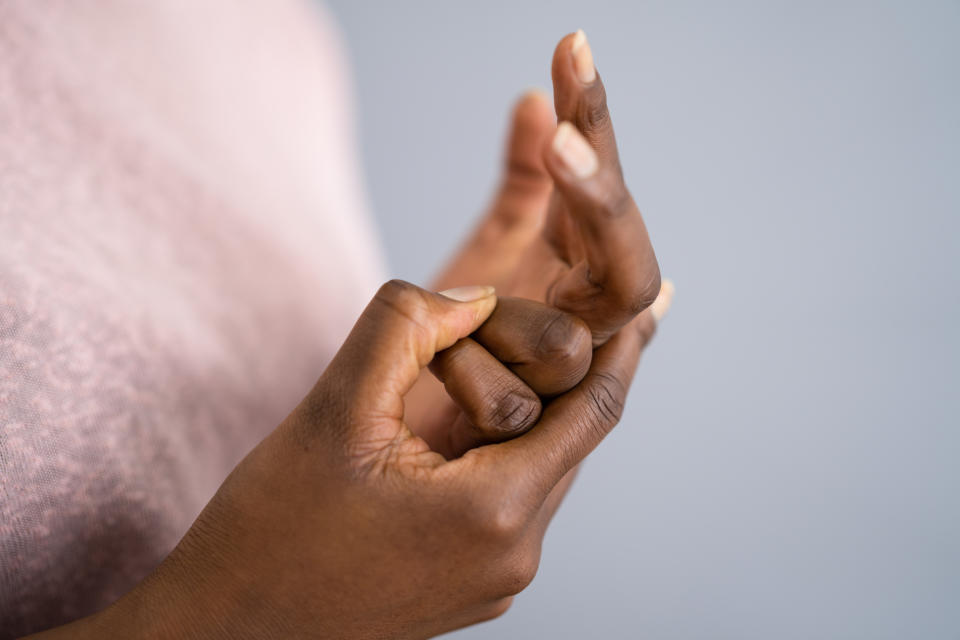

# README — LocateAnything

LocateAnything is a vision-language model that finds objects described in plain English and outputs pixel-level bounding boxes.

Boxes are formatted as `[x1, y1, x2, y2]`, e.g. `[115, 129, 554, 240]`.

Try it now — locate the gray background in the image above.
[323, 1, 959, 638]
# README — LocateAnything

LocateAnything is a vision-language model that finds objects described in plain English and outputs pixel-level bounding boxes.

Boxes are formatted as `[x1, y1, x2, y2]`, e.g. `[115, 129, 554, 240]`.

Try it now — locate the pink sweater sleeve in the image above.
[0, 2, 385, 635]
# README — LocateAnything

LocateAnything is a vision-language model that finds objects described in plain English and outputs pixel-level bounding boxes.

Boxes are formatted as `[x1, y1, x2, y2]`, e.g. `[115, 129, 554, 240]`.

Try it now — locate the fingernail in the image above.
[649, 279, 675, 323]
[571, 29, 596, 84]
[552, 121, 598, 179]
[438, 285, 496, 302]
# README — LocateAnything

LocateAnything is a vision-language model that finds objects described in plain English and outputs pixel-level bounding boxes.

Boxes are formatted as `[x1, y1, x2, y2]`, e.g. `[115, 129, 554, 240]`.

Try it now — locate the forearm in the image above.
[26, 539, 249, 640]
[25, 567, 187, 639]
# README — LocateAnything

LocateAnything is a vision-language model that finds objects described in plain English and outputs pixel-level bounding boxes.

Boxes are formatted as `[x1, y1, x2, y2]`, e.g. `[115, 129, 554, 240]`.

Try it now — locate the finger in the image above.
[429, 338, 542, 456]
[424, 296, 594, 456]
[432, 91, 555, 292]
[493, 280, 673, 498]
[544, 31, 661, 344]
[498, 314, 650, 495]
[551, 29, 619, 167]
[532, 281, 674, 515]
[472, 297, 592, 396]
[309, 282, 497, 447]
[544, 123, 660, 345]
[534, 281, 672, 528]
[401, 369, 459, 448]
[495, 89, 556, 228]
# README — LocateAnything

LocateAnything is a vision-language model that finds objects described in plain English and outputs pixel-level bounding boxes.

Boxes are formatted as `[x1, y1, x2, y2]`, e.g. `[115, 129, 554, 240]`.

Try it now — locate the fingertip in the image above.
[434, 285, 498, 338]
[503, 89, 555, 178]
[516, 88, 552, 112]
[550, 32, 578, 95]
[550, 30, 619, 168]
[551, 30, 581, 66]
[552, 29, 597, 84]
[570, 29, 597, 84]
[649, 279, 675, 324]
[507, 89, 556, 148]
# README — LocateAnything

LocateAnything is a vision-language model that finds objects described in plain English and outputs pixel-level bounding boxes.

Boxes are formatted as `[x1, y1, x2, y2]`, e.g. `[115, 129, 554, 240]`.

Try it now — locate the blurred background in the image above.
[324, 1, 959, 638]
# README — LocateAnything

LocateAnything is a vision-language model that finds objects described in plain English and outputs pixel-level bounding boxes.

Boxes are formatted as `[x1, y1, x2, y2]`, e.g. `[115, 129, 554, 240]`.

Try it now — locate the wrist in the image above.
[103, 523, 289, 639]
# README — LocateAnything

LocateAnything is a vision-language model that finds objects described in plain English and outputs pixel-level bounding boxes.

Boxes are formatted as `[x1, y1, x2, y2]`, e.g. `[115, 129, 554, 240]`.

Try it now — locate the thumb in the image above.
[314, 280, 497, 447]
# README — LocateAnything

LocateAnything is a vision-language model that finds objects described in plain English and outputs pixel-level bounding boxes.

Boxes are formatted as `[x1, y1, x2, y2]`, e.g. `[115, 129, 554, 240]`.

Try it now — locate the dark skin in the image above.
[427, 296, 593, 457]
[34, 283, 662, 640]
[434, 30, 660, 333]
[28, 31, 669, 638]
[407, 29, 660, 455]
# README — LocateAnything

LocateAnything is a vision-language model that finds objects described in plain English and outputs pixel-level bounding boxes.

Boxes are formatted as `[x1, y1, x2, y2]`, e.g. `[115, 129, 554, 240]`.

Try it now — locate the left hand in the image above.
[44, 282, 660, 639]
[419, 293, 594, 458]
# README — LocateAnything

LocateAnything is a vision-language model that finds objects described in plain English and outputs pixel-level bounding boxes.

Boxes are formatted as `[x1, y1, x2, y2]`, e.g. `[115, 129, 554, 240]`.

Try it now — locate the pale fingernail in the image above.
[571, 29, 596, 84]
[649, 279, 675, 323]
[552, 121, 599, 179]
[438, 285, 496, 302]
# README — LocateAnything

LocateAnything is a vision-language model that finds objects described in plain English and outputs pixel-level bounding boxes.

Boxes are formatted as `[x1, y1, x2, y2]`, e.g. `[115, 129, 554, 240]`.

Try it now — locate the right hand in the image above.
[436, 30, 661, 347]
[409, 30, 668, 456]
[41, 280, 663, 639]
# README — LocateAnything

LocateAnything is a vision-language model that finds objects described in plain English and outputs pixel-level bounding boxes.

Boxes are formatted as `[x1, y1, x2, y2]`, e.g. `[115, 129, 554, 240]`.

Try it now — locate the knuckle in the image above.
[504, 158, 552, 192]
[633, 268, 663, 314]
[595, 180, 633, 220]
[611, 267, 661, 318]
[585, 371, 628, 429]
[481, 387, 541, 436]
[470, 497, 528, 548]
[577, 83, 610, 131]
[374, 279, 432, 331]
[488, 504, 527, 543]
[497, 553, 540, 596]
[640, 269, 663, 310]
[535, 311, 593, 370]
[376, 279, 425, 312]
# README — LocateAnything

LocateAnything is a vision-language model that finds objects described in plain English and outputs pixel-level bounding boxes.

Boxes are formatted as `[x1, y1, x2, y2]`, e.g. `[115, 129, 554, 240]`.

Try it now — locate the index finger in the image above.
[552, 29, 620, 168]
[544, 31, 661, 345]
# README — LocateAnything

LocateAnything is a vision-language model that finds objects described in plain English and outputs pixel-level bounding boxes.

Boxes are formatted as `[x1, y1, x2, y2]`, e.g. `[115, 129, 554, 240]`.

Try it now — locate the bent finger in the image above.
[473, 297, 593, 396]
[429, 338, 541, 456]
[492, 280, 673, 499]
[544, 31, 661, 344]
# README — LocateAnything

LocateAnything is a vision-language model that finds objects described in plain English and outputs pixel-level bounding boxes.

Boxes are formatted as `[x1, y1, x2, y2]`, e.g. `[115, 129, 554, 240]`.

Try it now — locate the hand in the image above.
[40, 281, 659, 639]
[437, 30, 661, 346]
[410, 30, 664, 452]
[413, 293, 594, 458]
